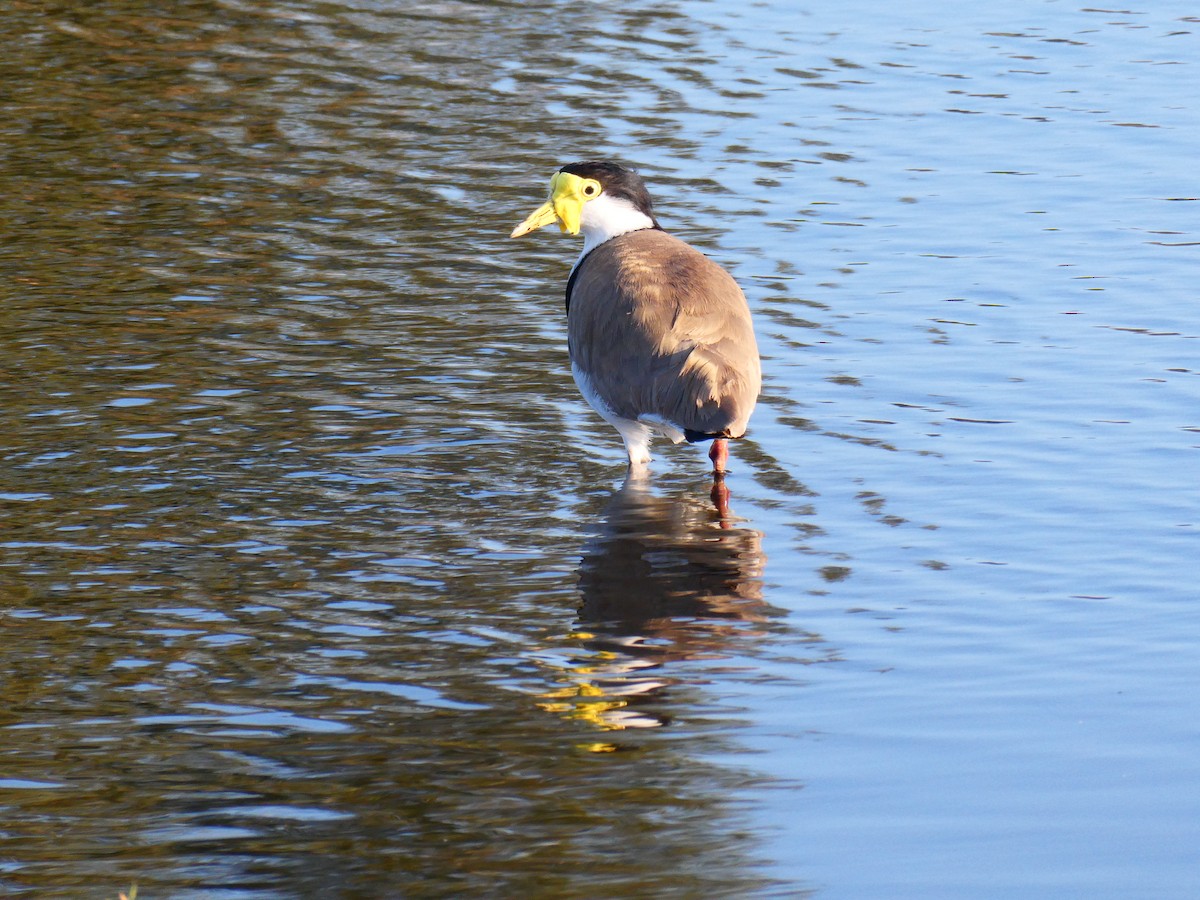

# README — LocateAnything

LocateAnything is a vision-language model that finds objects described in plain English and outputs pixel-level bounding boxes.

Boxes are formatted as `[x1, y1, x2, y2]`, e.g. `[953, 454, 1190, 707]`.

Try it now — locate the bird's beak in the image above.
[510, 172, 588, 238]
[509, 200, 559, 238]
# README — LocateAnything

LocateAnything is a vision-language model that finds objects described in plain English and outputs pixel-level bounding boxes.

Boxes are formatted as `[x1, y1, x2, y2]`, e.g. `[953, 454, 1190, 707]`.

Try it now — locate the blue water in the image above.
[590, 0, 1200, 895]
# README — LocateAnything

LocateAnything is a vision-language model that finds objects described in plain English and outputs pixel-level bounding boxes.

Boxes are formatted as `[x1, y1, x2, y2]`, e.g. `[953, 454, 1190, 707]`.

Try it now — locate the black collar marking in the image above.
[564, 247, 597, 314]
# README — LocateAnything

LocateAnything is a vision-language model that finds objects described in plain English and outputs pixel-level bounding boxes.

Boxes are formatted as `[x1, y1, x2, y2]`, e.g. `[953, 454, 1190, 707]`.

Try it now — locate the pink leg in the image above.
[708, 438, 729, 475]
[709, 439, 732, 522]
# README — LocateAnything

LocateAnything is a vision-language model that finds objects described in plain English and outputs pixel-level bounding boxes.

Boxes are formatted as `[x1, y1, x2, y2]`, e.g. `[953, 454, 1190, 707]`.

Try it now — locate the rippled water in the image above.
[2, 0, 1197, 897]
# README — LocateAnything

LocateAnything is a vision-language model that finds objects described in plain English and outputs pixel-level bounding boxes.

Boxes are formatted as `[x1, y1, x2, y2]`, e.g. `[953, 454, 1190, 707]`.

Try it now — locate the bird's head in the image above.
[510, 161, 658, 241]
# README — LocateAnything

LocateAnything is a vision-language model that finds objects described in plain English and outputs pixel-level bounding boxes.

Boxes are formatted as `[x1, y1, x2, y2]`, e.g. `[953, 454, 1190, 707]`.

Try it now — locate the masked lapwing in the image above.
[510, 160, 760, 476]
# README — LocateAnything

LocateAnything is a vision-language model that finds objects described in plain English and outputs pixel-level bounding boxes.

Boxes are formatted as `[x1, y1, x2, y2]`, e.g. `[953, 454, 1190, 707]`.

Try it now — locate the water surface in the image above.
[1, 0, 1197, 897]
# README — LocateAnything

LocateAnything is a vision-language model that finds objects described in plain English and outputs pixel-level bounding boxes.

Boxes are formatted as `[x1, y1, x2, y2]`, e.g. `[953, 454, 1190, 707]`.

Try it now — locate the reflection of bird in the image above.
[511, 161, 761, 476]
[542, 479, 769, 732]
[578, 479, 767, 636]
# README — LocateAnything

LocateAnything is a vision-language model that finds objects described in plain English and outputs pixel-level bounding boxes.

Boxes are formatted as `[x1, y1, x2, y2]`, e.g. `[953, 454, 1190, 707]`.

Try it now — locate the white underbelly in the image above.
[570, 362, 686, 464]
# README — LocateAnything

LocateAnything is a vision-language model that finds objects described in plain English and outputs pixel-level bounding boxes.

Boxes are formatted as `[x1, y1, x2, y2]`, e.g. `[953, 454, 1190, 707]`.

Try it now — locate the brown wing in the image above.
[568, 229, 761, 438]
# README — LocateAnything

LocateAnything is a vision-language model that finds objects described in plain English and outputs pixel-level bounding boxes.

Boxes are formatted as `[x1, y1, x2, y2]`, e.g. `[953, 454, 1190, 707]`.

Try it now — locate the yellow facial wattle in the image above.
[510, 172, 602, 238]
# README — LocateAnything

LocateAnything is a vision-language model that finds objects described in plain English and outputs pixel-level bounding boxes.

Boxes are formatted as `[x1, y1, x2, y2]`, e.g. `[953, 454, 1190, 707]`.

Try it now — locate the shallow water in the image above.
[1, 0, 1197, 897]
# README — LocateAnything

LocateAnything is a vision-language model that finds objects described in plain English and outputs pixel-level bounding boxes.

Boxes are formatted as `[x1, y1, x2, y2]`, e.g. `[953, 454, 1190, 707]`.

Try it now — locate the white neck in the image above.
[574, 193, 655, 269]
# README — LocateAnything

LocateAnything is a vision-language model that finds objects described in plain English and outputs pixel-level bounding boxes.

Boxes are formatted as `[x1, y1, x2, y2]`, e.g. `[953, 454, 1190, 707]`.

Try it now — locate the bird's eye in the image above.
[582, 181, 600, 197]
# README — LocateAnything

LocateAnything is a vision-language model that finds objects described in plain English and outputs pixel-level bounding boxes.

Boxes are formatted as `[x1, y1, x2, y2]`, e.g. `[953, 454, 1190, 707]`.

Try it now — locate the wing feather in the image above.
[568, 230, 761, 438]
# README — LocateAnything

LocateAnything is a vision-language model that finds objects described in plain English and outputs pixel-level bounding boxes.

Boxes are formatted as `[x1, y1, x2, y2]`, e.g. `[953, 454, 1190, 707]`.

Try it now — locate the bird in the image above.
[510, 160, 760, 479]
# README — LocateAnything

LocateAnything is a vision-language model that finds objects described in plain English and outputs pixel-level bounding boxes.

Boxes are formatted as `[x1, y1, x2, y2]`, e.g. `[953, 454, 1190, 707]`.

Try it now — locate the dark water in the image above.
[2, 1, 1197, 897]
